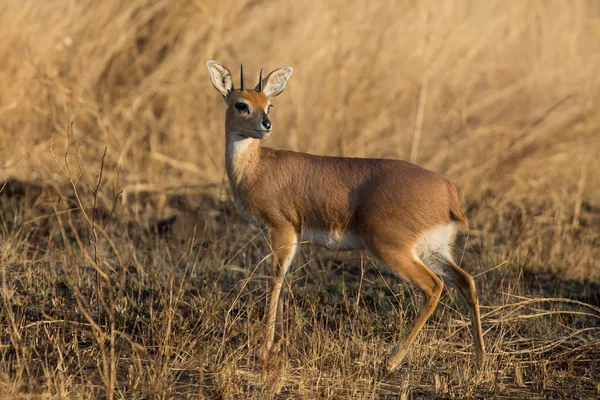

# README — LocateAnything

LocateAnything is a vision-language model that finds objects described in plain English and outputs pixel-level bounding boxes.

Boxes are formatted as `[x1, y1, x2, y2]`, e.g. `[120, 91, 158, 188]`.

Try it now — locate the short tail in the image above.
[445, 179, 468, 228]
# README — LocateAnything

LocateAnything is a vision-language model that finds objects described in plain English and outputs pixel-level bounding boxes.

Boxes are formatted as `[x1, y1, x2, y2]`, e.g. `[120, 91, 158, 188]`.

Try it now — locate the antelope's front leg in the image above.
[261, 224, 297, 364]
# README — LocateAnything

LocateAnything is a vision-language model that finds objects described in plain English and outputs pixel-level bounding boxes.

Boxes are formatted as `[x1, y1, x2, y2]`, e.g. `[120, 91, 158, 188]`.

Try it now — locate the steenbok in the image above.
[207, 61, 485, 372]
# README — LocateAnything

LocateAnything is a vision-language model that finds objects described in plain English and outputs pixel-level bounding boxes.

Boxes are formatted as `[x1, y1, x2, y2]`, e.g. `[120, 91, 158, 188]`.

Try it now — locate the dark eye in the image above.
[267, 104, 273, 113]
[234, 102, 249, 112]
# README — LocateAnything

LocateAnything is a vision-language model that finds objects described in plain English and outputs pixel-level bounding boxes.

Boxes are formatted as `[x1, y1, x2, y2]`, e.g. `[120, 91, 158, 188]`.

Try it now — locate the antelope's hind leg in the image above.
[374, 248, 444, 372]
[431, 257, 486, 366]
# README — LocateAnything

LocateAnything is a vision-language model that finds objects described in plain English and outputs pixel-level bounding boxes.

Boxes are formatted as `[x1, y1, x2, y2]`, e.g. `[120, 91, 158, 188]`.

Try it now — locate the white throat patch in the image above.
[226, 133, 256, 184]
[227, 134, 254, 159]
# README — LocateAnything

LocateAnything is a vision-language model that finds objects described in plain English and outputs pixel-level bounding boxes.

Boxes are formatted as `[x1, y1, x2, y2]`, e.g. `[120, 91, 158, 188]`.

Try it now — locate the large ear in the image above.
[255, 66, 293, 98]
[206, 61, 233, 97]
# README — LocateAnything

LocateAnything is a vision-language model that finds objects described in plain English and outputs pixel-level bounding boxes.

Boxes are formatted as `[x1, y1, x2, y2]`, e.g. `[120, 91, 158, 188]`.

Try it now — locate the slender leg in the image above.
[376, 250, 444, 372]
[261, 225, 297, 364]
[440, 259, 486, 367]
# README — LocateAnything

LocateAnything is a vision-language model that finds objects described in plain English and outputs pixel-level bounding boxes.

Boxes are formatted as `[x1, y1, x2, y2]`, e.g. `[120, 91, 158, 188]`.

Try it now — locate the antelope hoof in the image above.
[260, 343, 280, 367]
[386, 360, 399, 374]
[475, 352, 485, 369]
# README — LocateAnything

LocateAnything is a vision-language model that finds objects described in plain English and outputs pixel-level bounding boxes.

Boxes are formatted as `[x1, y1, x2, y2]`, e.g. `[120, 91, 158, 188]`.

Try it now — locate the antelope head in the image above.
[206, 61, 293, 139]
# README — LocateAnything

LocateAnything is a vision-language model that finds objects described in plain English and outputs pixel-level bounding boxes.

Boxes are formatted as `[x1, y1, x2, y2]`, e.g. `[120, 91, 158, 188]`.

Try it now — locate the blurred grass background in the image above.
[0, 0, 599, 398]
[1, 1, 598, 192]
[2, 0, 598, 277]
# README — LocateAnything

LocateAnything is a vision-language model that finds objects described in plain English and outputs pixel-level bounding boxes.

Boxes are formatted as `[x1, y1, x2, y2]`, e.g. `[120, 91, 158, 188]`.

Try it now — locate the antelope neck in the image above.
[225, 132, 261, 186]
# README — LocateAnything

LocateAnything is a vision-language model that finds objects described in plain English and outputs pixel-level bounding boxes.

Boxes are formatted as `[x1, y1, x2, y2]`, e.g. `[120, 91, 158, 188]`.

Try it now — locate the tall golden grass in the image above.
[0, 0, 599, 398]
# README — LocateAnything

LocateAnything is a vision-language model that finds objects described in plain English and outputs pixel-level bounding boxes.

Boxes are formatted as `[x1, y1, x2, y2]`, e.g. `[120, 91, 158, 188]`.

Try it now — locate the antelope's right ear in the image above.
[206, 61, 233, 99]
[256, 66, 293, 98]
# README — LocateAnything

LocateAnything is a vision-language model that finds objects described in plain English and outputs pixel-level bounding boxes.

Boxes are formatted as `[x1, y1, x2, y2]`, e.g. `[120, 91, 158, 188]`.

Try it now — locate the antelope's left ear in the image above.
[206, 60, 234, 99]
[255, 66, 293, 98]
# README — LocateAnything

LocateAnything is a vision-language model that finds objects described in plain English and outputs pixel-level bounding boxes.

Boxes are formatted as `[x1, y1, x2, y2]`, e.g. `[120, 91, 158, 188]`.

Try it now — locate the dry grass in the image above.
[0, 0, 599, 398]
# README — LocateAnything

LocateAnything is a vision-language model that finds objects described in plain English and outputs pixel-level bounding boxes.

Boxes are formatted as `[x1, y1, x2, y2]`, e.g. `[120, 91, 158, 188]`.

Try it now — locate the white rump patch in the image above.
[414, 223, 457, 263]
[302, 230, 364, 251]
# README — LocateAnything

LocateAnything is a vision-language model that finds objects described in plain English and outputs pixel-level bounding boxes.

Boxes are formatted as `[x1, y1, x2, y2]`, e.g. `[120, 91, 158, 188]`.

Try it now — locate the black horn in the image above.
[240, 64, 245, 90]
[258, 68, 263, 92]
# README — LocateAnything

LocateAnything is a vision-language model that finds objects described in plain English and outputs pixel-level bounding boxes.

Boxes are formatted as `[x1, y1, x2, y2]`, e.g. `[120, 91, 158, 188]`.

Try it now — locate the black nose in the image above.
[262, 119, 271, 130]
